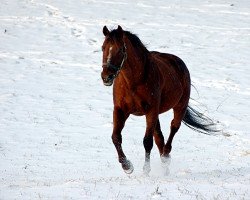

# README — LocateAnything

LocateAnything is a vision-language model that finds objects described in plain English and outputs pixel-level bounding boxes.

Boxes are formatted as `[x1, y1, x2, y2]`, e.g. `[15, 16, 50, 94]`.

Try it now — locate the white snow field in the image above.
[0, 0, 250, 199]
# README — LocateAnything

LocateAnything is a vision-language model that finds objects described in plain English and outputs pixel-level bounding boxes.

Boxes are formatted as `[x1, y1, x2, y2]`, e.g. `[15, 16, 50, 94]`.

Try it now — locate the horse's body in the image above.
[101, 25, 216, 174]
[114, 52, 190, 116]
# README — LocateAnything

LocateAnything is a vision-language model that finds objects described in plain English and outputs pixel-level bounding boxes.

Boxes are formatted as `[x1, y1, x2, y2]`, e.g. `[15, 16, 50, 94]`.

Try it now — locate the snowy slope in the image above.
[0, 0, 249, 199]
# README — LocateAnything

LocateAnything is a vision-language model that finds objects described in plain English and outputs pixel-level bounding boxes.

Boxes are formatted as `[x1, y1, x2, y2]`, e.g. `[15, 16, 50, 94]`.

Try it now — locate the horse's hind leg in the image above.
[143, 111, 159, 174]
[162, 106, 187, 158]
[153, 119, 165, 156]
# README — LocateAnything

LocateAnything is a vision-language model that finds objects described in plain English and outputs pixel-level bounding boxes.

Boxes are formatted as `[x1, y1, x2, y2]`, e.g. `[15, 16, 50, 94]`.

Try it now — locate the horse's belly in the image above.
[131, 101, 172, 116]
[131, 111, 145, 116]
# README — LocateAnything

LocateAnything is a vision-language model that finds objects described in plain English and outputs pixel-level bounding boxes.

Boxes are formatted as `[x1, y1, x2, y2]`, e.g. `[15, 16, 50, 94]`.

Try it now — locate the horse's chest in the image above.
[124, 90, 153, 116]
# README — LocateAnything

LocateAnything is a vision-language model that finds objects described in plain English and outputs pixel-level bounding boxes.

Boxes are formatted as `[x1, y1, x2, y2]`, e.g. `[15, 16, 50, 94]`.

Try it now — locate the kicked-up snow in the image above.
[0, 0, 249, 199]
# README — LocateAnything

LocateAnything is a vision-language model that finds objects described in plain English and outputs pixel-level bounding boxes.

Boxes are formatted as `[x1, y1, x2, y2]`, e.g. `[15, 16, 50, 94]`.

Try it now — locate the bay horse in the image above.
[101, 25, 217, 174]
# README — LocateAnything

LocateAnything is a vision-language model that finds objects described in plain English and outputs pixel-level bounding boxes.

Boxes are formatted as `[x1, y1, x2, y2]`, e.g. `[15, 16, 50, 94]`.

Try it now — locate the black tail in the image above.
[182, 105, 219, 134]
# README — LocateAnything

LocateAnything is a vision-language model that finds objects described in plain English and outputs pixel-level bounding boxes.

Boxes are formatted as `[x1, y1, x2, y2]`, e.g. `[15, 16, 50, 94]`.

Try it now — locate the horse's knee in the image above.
[111, 133, 122, 145]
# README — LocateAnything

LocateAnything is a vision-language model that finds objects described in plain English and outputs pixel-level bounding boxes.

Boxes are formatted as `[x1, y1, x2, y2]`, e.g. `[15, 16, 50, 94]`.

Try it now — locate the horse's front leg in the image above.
[112, 107, 133, 174]
[143, 111, 158, 174]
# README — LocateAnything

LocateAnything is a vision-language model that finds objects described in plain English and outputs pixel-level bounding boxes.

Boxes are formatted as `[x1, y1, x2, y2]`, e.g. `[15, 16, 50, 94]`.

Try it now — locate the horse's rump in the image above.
[149, 52, 191, 113]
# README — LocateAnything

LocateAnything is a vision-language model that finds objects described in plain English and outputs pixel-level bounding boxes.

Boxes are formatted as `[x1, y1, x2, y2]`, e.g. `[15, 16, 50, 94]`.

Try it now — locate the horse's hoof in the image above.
[122, 159, 134, 174]
[161, 154, 171, 165]
[161, 155, 171, 175]
[124, 166, 134, 174]
[143, 162, 151, 175]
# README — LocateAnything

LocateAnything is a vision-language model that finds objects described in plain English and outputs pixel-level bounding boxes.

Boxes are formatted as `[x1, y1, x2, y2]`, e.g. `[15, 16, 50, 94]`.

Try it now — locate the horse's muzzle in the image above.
[101, 74, 115, 86]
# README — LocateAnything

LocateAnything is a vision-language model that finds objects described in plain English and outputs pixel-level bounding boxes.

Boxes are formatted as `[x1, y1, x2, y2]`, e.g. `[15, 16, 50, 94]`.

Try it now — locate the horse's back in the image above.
[150, 51, 190, 84]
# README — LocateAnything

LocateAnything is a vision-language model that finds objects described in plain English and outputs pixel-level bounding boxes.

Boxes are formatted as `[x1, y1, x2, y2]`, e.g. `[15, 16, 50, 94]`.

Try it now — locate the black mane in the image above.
[109, 29, 149, 53]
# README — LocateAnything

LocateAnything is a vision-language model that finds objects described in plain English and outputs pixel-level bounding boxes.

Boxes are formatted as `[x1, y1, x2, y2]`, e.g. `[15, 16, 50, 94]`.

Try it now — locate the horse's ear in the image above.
[103, 26, 110, 36]
[118, 25, 123, 31]
[117, 25, 123, 37]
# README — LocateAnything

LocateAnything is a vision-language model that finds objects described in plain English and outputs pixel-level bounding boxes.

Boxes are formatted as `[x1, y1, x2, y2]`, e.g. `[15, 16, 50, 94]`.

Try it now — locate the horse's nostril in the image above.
[108, 75, 114, 80]
[102, 75, 113, 82]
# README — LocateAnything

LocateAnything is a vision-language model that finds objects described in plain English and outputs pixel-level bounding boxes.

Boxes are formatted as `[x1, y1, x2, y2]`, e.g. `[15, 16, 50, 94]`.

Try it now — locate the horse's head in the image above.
[101, 25, 127, 86]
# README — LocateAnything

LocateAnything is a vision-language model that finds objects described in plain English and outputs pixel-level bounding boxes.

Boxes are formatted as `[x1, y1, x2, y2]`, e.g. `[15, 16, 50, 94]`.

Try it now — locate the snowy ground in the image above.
[0, 0, 250, 199]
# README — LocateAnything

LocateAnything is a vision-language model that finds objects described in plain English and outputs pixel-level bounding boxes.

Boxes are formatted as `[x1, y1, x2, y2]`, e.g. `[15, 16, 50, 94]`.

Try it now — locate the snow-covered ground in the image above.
[0, 0, 250, 199]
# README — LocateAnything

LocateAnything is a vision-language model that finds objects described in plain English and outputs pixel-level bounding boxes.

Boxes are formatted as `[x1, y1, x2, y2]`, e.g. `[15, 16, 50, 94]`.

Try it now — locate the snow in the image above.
[0, 0, 250, 199]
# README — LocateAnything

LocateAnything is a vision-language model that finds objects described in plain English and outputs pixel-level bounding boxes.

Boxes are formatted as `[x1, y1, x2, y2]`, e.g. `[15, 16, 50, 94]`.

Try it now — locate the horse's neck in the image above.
[120, 41, 148, 87]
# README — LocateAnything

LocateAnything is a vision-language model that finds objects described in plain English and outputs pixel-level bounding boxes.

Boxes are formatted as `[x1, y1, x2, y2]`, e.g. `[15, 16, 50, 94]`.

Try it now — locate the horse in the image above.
[101, 25, 217, 174]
